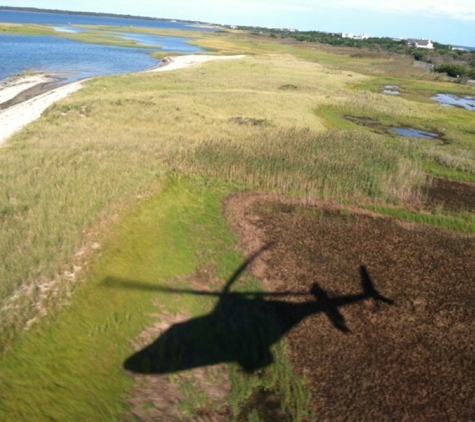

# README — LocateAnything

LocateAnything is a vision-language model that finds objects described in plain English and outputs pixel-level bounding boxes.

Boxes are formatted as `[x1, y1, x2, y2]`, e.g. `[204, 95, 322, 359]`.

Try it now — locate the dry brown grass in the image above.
[227, 192, 475, 421]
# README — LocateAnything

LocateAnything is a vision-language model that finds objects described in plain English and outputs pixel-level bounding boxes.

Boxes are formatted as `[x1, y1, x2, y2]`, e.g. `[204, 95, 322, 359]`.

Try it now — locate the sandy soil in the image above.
[0, 75, 52, 104]
[0, 55, 245, 145]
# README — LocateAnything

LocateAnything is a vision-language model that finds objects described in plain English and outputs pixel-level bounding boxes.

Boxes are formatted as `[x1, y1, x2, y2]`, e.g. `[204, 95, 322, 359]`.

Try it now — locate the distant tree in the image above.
[435, 63, 469, 77]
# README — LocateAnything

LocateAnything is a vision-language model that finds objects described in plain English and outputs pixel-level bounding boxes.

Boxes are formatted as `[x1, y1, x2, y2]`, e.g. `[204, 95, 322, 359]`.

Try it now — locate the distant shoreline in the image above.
[0, 6, 215, 27]
[453, 45, 475, 52]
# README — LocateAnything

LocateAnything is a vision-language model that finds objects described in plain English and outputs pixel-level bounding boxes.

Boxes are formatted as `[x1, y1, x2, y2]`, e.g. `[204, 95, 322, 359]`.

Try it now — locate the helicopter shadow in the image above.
[104, 247, 394, 374]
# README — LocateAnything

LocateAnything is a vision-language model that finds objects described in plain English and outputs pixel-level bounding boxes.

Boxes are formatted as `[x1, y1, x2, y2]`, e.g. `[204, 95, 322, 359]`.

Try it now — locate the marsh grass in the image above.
[0, 23, 161, 49]
[67, 30, 163, 49]
[318, 79, 475, 183]
[356, 75, 475, 98]
[171, 127, 423, 203]
[0, 23, 57, 36]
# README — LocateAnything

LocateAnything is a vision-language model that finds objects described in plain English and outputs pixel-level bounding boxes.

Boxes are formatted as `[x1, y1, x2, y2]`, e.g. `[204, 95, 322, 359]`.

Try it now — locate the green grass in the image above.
[0, 178, 195, 420]
[356, 75, 475, 99]
[363, 204, 475, 233]
[420, 160, 475, 183]
[0, 178, 311, 420]
[317, 77, 475, 182]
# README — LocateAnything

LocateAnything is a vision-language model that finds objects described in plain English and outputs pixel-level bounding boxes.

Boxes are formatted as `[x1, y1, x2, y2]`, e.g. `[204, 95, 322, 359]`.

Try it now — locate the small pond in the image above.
[387, 128, 440, 139]
[431, 93, 475, 111]
[344, 115, 447, 143]
[383, 85, 400, 95]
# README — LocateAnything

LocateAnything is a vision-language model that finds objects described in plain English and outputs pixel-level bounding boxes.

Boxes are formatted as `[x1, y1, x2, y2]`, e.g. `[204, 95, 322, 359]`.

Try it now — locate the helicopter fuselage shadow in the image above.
[122, 265, 393, 374]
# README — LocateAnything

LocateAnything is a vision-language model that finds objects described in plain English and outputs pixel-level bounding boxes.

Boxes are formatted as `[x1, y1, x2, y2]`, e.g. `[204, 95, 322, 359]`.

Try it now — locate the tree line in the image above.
[236, 26, 475, 81]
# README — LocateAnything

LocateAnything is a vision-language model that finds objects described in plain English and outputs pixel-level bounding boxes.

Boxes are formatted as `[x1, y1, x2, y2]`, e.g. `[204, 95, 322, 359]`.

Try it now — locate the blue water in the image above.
[453, 45, 475, 51]
[0, 10, 214, 32]
[0, 10, 209, 83]
[382, 85, 400, 95]
[388, 128, 439, 139]
[0, 34, 161, 83]
[431, 93, 475, 111]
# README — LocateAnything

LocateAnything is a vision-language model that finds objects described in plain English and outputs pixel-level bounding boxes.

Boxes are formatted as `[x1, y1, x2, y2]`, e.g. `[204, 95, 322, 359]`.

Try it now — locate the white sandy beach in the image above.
[0, 55, 245, 145]
[149, 54, 245, 72]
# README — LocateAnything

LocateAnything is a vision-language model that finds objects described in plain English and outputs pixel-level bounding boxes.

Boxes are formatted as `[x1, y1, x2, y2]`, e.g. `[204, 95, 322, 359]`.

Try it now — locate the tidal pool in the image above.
[344, 116, 446, 143]
[431, 93, 475, 111]
[383, 85, 400, 95]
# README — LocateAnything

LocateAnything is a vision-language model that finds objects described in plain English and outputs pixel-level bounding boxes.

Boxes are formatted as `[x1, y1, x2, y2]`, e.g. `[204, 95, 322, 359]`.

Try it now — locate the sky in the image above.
[1, 0, 474, 46]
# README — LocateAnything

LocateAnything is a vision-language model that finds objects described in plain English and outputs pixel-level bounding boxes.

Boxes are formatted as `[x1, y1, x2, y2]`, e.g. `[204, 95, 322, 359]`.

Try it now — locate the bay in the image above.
[0, 10, 210, 83]
[0, 9, 215, 32]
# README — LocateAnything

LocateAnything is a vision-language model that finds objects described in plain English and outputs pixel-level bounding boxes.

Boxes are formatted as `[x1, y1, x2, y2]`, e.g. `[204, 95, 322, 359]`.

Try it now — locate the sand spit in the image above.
[0, 80, 83, 145]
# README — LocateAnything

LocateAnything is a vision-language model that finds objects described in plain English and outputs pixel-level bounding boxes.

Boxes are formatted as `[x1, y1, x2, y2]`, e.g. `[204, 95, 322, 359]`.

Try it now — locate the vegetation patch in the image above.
[170, 127, 423, 203]
[278, 84, 298, 90]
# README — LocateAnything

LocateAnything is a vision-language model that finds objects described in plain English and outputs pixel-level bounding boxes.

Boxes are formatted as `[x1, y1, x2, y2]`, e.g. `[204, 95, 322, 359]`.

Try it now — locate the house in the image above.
[406, 38, 434, 49]
[341, 33, 369, 40]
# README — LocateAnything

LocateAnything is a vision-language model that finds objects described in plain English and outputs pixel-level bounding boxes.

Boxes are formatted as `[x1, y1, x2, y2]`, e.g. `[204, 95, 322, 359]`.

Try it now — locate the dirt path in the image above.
[226, 192, 475, 421]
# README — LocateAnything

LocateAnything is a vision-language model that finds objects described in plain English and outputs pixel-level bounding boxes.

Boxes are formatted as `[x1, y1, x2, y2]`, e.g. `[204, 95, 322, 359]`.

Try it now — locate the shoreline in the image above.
[0, 55, 245, 145]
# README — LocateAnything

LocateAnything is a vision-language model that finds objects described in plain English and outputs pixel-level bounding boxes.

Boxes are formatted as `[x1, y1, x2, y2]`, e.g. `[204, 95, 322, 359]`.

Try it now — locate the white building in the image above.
[406, 38, 434, 49]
